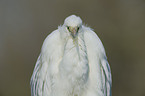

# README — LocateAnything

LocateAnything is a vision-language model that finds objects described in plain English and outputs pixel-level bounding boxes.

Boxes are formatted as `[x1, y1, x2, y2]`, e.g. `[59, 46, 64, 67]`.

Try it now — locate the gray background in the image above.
[0, 0, 145, 96]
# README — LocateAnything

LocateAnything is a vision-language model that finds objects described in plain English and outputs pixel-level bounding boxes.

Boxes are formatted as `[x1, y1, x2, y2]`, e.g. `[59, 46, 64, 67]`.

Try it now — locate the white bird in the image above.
[30, 15, 112, 96]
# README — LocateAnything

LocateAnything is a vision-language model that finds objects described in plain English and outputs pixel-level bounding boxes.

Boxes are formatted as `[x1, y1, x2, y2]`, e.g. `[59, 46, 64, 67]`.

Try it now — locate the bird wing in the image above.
[30, 30, 62, 96]
[84, 27, 112, 96]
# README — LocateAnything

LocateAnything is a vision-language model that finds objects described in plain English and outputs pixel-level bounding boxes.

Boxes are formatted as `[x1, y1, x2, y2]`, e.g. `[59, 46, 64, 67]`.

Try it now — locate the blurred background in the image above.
[0, 0, 145, 96]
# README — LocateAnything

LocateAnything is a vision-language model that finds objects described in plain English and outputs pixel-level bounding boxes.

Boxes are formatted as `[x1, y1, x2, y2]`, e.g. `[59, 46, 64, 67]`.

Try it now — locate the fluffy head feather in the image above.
[62, 15, 83, 38]
[64, 15, 82, 27]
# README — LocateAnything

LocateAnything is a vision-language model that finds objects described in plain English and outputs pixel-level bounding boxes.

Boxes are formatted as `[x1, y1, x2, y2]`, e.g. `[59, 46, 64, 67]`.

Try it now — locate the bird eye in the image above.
[77, 27, 80, 31]
[67, 26, 70, 32]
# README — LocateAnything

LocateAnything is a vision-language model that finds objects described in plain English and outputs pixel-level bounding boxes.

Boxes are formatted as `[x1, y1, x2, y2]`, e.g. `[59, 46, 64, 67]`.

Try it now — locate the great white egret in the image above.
[30, 15, 112, 96]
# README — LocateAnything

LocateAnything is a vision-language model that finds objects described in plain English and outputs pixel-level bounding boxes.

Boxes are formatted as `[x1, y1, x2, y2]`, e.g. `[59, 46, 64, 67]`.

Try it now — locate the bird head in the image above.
[64, 15, 82, 38]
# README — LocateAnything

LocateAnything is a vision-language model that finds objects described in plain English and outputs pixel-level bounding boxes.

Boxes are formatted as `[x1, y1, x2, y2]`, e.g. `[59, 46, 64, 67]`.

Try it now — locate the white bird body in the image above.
[30, 15, 112, 96]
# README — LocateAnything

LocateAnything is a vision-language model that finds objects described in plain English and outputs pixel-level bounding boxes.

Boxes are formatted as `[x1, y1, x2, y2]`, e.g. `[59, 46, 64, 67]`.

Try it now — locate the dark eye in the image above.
[67, 26, 70, 32]
[77, 27, 80, 31]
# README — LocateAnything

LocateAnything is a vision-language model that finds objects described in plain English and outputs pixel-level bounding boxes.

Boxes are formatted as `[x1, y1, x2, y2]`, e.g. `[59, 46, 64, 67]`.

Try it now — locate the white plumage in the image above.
[30, 15, 112, 96]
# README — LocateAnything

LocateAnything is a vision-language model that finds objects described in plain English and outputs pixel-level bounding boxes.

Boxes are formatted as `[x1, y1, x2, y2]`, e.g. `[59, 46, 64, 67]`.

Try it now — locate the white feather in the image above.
[30, 15, 112, 96]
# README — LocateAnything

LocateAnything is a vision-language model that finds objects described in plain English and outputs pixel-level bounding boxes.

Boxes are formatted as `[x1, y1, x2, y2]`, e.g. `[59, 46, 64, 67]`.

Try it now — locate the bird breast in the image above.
[58, 35, 89, 94]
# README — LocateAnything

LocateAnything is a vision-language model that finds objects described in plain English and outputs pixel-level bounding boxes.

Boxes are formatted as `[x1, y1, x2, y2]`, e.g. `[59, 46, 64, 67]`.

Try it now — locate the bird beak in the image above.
[70, 27, 78, 38]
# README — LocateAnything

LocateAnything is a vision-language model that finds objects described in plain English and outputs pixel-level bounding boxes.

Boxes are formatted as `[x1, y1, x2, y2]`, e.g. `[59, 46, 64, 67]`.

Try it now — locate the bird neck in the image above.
[59, 30, 89, 78]
[64, 31, 87, 60]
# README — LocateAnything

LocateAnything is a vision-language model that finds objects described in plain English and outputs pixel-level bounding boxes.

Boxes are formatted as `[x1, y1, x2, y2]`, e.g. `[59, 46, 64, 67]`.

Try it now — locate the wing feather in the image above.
[84, 27, 112, 96]
[30, 55, 42, 96]
[30, 30, 61, 96]
[101, 58, 112, 96]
